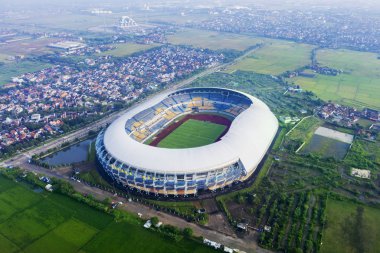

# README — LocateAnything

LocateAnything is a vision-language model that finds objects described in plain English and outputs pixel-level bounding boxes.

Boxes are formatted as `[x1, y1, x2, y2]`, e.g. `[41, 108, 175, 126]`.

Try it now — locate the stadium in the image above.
[95, 87, 278, 196]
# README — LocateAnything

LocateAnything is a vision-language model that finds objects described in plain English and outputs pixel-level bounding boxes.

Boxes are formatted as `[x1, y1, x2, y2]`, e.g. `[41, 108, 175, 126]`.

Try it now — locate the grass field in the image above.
[157, 119, 226, 149]
[345, 138, 380, 167]
[1, 12, 121, 32]
[286, 116, 322, 143]
[290, 49, 380, 110]
[167, 28, 266, 51]
[0, 60, 52, 85]
[321, 199, 380, 253]
[225, 41, 315, 75]
[0, 175, 215, 253]
[0, 37, 58, 63]
[99, 43, 160, 57]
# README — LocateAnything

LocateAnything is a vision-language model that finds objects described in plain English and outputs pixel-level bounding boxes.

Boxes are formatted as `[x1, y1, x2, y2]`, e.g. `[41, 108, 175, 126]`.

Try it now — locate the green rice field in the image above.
[225, 40, 315, 75]
[290, 49, 380, 110]
[0, 175, 215, 253]
[98, 43, 160, 57]
[157, 119, 226, 149]
[0, 60, 52, 85]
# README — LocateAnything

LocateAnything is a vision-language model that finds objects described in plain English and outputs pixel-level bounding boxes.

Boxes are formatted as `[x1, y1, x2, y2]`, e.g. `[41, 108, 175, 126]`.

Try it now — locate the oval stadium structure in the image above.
[95, 87, 278, 196]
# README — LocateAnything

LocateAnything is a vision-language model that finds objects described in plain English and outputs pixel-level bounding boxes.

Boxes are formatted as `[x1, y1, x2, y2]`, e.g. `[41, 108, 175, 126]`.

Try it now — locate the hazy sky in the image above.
[1, 0, 380, 11]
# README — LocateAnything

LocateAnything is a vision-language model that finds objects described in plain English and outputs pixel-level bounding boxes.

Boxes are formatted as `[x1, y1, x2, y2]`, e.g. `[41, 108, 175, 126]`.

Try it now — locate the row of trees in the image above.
[251, 190, 326, 253]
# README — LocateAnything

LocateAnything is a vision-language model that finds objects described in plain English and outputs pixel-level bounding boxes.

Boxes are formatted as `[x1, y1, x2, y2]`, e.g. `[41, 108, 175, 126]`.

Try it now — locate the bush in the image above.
[151, 216, 159, 226]
[183, 227, 193, 237]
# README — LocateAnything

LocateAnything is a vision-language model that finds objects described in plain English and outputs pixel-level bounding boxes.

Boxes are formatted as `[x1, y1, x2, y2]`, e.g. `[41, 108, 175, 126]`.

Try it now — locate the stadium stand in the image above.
[125, 88, 252, 142]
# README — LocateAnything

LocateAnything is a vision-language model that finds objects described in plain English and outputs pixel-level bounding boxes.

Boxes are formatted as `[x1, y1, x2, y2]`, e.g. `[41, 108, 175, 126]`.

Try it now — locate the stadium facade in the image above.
[96, 87, 278, 196]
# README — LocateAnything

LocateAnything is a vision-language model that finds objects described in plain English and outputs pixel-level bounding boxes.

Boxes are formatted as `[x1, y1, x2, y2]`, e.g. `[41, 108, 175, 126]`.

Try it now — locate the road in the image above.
[0, 47, 271, 253]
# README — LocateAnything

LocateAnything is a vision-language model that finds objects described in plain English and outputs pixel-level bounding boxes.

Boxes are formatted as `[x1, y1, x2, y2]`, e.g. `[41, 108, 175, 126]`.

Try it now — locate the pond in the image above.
[41, 138, 95, 166]
[301, 135, 350, 160]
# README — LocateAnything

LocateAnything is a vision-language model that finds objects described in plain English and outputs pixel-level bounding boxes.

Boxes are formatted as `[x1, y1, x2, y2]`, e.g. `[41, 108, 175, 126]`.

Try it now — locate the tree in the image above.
[183, 227, 193, 237]
[102, 197, 111, 205]
[151, 216, 159, 226]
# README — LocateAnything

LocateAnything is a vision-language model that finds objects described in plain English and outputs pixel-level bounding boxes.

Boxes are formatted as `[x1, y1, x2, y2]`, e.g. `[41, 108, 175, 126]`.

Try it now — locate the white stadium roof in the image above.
[103, 88, 278, 174]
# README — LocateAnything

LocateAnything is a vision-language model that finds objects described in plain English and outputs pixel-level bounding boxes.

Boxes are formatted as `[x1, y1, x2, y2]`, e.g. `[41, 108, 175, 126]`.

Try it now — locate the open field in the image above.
[225, 41, 314, 75]
[321, 199, 380, 253]
[286, 117, 322, 142]
[284, 116, 323, 152]
[0, 37, 58, 62]
[290, 49, 380, 110]
[0, 60, 52, 85]
[157, 119, 227, 149]
[134, 11, 211, 25]
[167, 28, 266, 50]
[0, 175, 215, 253]
[1, 12, 121, 32]
[99, 43, 160, 57]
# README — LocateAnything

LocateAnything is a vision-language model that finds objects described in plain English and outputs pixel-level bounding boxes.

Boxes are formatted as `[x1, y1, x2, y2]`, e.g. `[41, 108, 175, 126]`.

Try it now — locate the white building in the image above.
[96, 88, 278, 196]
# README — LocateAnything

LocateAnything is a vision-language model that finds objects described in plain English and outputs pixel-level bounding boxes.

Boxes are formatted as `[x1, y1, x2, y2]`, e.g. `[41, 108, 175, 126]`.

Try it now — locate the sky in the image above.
[1, 0, 380, 13]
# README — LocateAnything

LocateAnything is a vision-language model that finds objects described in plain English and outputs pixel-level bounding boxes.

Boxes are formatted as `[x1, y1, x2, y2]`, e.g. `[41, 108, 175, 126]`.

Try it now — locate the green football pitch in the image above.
[157, 119, 227, 149]
[0, 175, 215, 253]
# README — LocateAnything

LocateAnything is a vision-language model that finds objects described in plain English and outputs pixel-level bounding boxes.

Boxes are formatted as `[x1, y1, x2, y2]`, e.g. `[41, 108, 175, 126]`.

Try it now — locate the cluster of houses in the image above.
[0, 45, 223, 152]
[192, 7, 380, 52]
[316, 103, 380, 139]
[316, 103, 360, 126]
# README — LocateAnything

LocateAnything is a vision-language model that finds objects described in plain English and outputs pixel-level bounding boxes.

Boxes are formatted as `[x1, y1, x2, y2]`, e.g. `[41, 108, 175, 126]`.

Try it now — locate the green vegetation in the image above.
[76, 141, 113, 188]
[321, 199, 380, 253]
[272, 128, 286, 151]
[198, 69, 380, 252]
[157, 119, 226, 149]
[146, 200, 208, 224]
[99, 43, 160, 57]
[290, 49, 380, 110]
[0, 60, 52, 85]
[284, 117, 322, 152]
[258, 190, 326, 253]
[77, 167, 112, 188]
[87, 141, 96, 162]
[225, 41, 314, 75]
[82, 221, 210, 253]
[345, 139, 380, 169]
[0, 173, 215, 253]
[168, 28, 265, 50]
